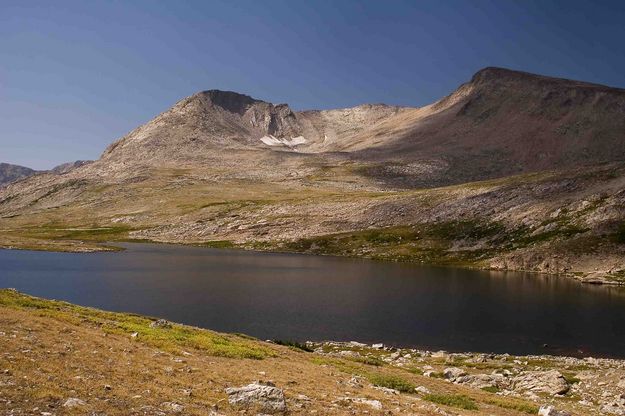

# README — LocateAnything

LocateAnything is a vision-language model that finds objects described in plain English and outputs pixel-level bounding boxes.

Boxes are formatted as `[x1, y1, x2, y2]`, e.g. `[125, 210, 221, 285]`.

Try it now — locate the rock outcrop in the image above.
[511, 370, 570, 395]
[225, 381, 287, 414]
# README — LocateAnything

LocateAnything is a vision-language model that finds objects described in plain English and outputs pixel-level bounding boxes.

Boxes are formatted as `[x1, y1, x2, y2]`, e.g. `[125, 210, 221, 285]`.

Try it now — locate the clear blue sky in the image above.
[1, 0, 624, 169]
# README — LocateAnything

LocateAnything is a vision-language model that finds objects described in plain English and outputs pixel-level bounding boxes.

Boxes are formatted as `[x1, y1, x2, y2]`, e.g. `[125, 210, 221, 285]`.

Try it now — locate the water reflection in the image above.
[1, 243, 624, 357]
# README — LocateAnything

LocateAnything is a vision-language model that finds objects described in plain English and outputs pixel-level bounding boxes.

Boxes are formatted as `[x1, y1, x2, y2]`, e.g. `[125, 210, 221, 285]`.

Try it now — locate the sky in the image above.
[1, 0, 625, 170]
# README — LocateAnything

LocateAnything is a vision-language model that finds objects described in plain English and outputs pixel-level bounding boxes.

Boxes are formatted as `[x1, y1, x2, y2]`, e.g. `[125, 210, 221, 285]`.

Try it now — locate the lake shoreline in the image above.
[1, 237, 624, 286]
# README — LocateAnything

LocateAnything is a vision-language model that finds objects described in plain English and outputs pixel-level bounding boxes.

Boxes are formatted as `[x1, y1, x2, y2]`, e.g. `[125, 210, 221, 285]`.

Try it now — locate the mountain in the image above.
[0, 160, 93, 187]
[0, 163, 37, 187]
[1, 67, 624, 283]
[98, 67, 625, 186]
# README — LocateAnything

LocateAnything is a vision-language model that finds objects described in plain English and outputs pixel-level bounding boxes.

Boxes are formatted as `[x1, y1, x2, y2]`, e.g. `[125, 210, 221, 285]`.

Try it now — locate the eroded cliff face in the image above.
[1, 67, 625, 282]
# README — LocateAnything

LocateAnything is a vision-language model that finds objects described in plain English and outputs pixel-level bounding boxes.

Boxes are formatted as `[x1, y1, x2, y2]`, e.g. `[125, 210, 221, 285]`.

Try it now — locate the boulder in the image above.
[150, 319, 172, 329]
[443, 367, 467, 381]
[225, 381, 286, 414]
[512, 370, 569, 395]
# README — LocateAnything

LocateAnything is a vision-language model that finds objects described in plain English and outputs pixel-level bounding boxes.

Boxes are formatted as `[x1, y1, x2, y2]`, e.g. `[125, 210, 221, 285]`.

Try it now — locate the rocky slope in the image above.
[0, 67, 624, 282]
[2, 289, 622, 415]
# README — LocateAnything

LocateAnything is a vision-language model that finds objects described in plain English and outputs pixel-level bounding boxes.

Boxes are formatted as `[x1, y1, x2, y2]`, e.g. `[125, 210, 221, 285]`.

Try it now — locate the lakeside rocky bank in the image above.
[306, 341, 625, 415]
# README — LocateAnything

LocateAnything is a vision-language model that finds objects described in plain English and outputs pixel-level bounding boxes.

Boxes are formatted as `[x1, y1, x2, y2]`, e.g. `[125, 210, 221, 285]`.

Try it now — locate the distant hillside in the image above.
[0, 163, 36, 186]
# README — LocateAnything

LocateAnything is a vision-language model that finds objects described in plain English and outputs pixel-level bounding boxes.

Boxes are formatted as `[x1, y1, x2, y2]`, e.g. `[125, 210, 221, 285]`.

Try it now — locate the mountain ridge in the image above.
[96, 66, 625, 184]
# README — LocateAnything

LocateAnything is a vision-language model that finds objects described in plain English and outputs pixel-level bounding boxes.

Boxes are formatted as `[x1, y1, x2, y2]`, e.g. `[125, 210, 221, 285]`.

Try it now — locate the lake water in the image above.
[1, 243, 624, 357]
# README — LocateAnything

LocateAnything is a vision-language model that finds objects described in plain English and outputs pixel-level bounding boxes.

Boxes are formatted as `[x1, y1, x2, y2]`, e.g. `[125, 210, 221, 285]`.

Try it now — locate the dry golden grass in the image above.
[0, 290, 559, 415]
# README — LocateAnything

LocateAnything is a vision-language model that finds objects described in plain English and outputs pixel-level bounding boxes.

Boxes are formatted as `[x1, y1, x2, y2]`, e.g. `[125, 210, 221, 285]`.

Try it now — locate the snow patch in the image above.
[260, 135, 307, 147]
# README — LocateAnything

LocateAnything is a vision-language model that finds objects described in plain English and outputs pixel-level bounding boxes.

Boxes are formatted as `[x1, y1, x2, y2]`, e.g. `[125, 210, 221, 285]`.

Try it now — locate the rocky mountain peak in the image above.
[195, 89, 263, 115]
[469, 66, 625, 93]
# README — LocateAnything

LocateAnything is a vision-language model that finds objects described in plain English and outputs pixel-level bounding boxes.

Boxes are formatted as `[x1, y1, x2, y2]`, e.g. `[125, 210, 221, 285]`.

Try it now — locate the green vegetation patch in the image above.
[273, 339, 314, 352]
[350, 355, 384, 366]
[367, 373, 416, 393]
[196, 240, 238, 249]
[562, 372, 581, 385]
[16, 223, 135, 242]
[424, 393, 478, 410]
[281, 221, 506, 267]
[484, 398, 538, 414]
[0, 289, 272, 360]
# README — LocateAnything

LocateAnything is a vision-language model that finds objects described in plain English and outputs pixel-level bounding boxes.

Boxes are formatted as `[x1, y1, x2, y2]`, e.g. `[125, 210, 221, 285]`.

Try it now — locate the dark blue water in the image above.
[1, 243, 624, 357]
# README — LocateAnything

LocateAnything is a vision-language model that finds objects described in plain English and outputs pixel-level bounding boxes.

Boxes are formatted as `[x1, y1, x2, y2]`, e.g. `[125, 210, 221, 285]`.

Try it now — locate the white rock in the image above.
[63, 398, 86, 408]
[225, 382, 286, 414]
[354, 398, 383, 410]
[538, 405, 572, 415]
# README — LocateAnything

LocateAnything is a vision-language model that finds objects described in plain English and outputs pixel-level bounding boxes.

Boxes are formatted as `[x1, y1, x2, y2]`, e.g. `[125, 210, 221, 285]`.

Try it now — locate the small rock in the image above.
[347, 375, 364, 388]
[130, 332, 139, 339]
[415, 386, 431, 394]
[63, 398, 86, 408]
[161, 402, 184, 413]
[354, 398, 383, 410]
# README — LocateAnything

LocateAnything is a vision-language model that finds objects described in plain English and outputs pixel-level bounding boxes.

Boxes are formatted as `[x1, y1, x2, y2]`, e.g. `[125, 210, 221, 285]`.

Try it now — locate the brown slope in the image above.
[352, 67, 625, 186]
